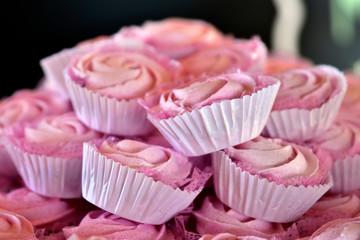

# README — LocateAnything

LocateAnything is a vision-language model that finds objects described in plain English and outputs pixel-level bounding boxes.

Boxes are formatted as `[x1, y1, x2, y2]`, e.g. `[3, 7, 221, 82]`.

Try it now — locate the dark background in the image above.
[3, 0, 360, 98]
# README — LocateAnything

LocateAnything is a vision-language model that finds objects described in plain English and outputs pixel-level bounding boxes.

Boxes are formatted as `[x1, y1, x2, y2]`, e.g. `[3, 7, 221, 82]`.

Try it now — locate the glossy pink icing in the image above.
[116, 17, 227, 59]
[193, 196, 297, 239]
[62, 210, 175, 240]
[225, 136, 331, 187]
[147, 72, 279, 118]
[98, 138, 191, 184]
[199, 233, 267, 240]
[0, 209, 37, 240]
[272, 65, 345, 110]
[264, 52, 313, 75]
[180, 36, 267, 77]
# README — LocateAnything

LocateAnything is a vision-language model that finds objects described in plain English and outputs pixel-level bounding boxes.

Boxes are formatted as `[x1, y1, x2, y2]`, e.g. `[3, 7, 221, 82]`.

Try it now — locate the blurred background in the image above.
[3, 0, 360, 97]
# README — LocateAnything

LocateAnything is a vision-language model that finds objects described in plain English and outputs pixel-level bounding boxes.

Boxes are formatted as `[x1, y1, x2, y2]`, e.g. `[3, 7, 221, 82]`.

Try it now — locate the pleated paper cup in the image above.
[0, 145, 18, 177]
[3, 138, 82, 199]
[147, 81, 280, 157]
[329, 155, 360, 194]
[264, 68, 347, 142]
[211, 151, 333, 223]
[65, 74, 154, 136]
[82, 142, 202, 225]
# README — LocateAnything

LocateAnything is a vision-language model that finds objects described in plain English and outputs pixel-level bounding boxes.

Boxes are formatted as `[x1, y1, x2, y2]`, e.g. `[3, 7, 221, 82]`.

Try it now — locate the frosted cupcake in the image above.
[295, 193, 360, 237]
[63, 210, 175, 240]
[82, 138, 211, 224]
[64, 45, 180, 136]
[305, 116, 360, 193]
[3, 112, 102, 198]
[0, 208, 37, 240]
[193, 196, 299, 239]
[212, 136, 333, 223]
[116, 17, 228, 59]
[141, 71, 280, 156]
[0, 89, 70, 177]
[264, 65, 347, 142]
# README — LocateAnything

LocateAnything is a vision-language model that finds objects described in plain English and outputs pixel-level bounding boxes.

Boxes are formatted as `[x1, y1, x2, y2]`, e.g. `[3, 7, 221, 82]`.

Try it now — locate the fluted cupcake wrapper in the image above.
[330, 154, 360, 194]
[211, 151, 333, 223]
[65, 75, 154, 136]
[0, 145, 18, 177]
[147, 81, 280, 157]
[3, 138, 82, 198]
[82, 142, 202, 225]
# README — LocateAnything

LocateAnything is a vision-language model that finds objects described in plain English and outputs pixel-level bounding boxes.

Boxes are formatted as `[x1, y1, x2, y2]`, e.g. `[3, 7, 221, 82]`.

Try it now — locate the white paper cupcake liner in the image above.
[264, 70, 347, 142]
[3, 139, 82, 198]
[82, 142, 202, 225]
[330, 154, 360, 194]
[147, 82, 280, 156]
[211, 151, 333, 223]
[65, 75, 154, 136]
[0, 145, 18, 177]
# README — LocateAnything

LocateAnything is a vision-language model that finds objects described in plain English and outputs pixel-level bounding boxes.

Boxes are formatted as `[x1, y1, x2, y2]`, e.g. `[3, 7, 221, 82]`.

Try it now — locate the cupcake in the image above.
[0, 208, 37, 240]
[64, 45, 180, 136]
[295, 192, 360, 237]
[264, 65, 347, 142]
[116, 17, 228, 59]
[3, 112, 102, 198]
[82, 138, 211, 224]
[192, 195, 299, 239]
[63, 210, 175, 240]
[141, 71, 280, 156]
[305, 116, 360, 193]
[0, 89, 71, 177]
[212, 136, 333, 223]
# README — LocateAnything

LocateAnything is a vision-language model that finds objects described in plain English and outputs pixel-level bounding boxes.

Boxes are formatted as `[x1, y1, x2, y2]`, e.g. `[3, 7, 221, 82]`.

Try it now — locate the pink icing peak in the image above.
[226, 136, 331, 187]
[0, 208, 37, 240]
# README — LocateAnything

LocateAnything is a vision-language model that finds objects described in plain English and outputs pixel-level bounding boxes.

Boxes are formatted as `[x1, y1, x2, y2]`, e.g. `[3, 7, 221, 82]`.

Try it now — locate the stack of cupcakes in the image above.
[0, 17, 359, 240]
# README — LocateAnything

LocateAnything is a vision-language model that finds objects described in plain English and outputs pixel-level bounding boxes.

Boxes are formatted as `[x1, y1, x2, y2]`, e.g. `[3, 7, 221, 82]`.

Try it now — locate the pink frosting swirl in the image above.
[264, 52, 313, 75]
[0, 187, 75, 227]
[148, 72, 278, 118]
[272, 65, 345, 110]
[0, 89, 70, 136]
[63, 210, 175, 240]
[193, 196, 296, 239]
[97, 138, 191, 184]
[199, 233, 267, 240]
[296, 193, 360, 237]
[116, 17, 227, 59]
[225, 136, 331, 187]
[179, 37, 267, 77]
[68, 47, 180, 100]
[7, 112, 101, 158]
[0, 209, 37, 240]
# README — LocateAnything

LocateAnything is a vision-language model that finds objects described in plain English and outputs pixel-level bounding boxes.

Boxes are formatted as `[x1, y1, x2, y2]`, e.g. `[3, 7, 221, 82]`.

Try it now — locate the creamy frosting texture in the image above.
[0, 209, 37, 240]
[264, 52, 313, 75]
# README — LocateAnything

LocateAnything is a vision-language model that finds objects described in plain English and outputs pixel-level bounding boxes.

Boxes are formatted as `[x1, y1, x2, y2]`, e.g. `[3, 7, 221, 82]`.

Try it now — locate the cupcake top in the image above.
[339, 72, 360, 114]
[179, 36, 267, 77]
[0, 208, 37, 240]
[193, 196, 297, 239]
[145, 72, 279, 119]
[264, 52, 313, 75]
[96, 138, 191, 185]
[271, 65, 346, 111]
[225, 136, 331, 187]
[5, 112, 102, 158]
[116, 17, 227, 59]
[0, 89, 70, 136]
[305, 117, 360, 161]
[67, 46, 180, 101]
[295, 193, 360, 237]
[63, 210, 175, 240]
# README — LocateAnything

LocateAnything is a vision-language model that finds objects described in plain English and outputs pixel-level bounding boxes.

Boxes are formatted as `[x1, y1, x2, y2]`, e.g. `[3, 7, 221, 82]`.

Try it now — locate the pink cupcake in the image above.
[0, 208, 37, 240]
[192, 195, 299, 239]
[295, 192, 360, 237]
[305, 116, 360, 193]
[82, 137, 211, 224]
[264, 65, 347, 142]
[64, 45, 180, 136]
[212, 136, 333, 223]
[179, 36, 267, 78]
[0, 89, 71, 177]
[63, 210, 175, 240]
[141, 72, 280, 156]
[264, 52, 313, 75]
[3, 112, 102, 198]
[116, 17, 228, 59]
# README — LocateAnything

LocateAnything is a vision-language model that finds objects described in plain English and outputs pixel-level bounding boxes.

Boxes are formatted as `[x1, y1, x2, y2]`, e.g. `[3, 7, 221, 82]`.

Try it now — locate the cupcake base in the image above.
[330, 155, 360, 194]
